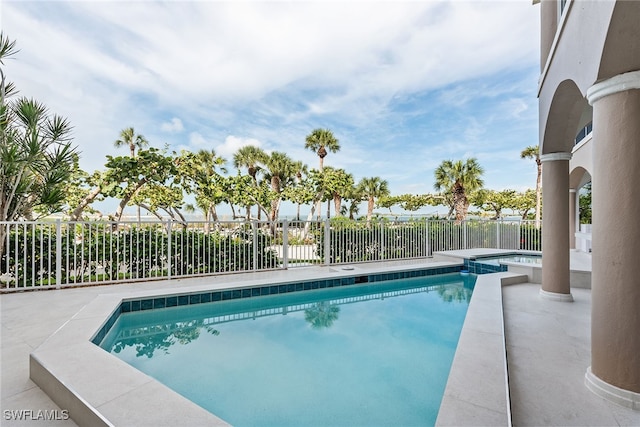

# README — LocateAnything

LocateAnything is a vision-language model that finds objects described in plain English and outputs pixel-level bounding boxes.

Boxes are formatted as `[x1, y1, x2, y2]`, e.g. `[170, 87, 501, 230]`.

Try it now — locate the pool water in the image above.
[476, 254, 542, 266]
[100, 273, 475, 427]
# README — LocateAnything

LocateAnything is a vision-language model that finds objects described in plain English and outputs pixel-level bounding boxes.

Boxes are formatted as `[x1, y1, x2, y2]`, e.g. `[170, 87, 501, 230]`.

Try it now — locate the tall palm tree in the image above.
[114, 127, 148, 158]
[358, 176, 390, 223]
[521, 145, 542, 228]
[233, 145, 265, 183]
[305, 128, 340, 219]
[433, 158, 484, 224]
[304, 128, 340, 171]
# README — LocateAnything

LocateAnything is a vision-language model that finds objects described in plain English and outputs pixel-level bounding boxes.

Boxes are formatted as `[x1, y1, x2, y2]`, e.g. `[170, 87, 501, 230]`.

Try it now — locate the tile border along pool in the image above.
[29, 259, 527, 427]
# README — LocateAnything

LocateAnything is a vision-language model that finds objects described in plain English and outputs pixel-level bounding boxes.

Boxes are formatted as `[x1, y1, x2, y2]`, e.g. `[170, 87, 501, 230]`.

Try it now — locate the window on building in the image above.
[560, 0, 568, 15]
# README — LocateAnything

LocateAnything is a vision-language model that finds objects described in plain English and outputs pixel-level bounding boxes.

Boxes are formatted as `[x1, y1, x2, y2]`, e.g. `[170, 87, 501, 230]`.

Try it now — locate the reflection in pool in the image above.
[100, 273, 476, 427]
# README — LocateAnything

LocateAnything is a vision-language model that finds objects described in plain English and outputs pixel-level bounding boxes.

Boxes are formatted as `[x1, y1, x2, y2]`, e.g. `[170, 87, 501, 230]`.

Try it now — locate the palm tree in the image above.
[305, 128, 340, 219]
[322, 167, 354, 218]
[114, 127, 149, 222]
[261, 151, 296, 222]
[233, 145, 265, 183]
[433, 158, 484, 224]
[304, 128, 340, 171]
[114, 127, 148, 158]
[341, 185, 363, 220]
[233, 145, 266, 219]
[521, 145, 542, 228]
[358, 176, 390, 223]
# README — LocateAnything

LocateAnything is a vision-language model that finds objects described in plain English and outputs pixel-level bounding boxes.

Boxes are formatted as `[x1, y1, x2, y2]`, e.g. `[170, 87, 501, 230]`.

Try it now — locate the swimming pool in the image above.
[463, 253, 542, 274]
[98, 272, 476, 426]
[478, 254, 542, 266]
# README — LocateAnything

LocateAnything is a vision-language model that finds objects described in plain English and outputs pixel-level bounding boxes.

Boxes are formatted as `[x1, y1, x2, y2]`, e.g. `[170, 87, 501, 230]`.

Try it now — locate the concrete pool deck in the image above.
[2, 252, 639, 426]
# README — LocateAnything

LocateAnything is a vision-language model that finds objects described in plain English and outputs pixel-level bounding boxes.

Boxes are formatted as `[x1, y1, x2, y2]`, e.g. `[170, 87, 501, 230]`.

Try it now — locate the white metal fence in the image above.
[0, 219, 541, 292]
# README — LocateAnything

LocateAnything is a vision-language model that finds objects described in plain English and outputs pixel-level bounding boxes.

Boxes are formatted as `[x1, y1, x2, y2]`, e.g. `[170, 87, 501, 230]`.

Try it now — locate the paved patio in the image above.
[1, 253, 639, 426]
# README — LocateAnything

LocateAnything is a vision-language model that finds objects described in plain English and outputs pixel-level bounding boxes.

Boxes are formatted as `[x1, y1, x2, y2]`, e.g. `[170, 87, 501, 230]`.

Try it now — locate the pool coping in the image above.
[435, 271, 528, 426]
[30, 261, 481, 427]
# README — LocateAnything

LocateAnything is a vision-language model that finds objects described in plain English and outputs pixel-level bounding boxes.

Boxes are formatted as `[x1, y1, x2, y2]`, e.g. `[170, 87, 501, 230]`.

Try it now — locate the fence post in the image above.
[426, 220, 431, 257]
[55, 219, 62, 289]
[253, 221, 258, 271]
[282, 220, 288, 269]
[167, 220, 172, 280]
[324, 219, 331, 266]
[497, 220, 501, 249]
[463, 221, 468, 250]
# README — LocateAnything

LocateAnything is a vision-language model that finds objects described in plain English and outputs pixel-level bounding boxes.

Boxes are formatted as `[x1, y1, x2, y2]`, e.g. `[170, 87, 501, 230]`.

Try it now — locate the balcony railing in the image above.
[0, 219, 542, 292]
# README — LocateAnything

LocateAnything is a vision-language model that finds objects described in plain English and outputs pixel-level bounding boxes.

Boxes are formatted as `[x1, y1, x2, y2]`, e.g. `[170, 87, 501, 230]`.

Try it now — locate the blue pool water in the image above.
[100, 273, 475, 427]
[476, 254, 542, 266]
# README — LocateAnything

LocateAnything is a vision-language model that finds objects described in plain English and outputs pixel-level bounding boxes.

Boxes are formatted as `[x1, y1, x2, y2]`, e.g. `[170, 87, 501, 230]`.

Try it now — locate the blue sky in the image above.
[3, 1, 541, 218]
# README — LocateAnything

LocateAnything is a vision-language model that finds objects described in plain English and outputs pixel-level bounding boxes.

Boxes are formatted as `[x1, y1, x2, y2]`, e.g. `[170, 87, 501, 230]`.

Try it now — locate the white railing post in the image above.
[55, 219, 62, 289]
[167, 220, 172, 280]
[282, 220, 289, 269]
[252, 221, 259, 271]
[426, 220, 431, 257]
[497, 220, 501, 249]
[324, 219, 331, 266]
[463, 221, 468, 250]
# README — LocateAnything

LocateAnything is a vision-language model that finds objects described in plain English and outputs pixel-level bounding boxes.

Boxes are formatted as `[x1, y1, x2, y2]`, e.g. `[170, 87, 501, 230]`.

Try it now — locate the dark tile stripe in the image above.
[92, 265, 464, 345]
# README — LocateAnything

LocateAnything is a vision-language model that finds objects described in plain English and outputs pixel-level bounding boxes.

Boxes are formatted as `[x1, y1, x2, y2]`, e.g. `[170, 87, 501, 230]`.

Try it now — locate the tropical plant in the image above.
[260, 151, 297, 221]
[110, 148, 179, 221]
[471, 189, 517, 219]
[114, 127, 148, 158]
[358, 176, 390, 223]
[177, 149, 227, 226]
[233, 145, 266, 219]
[340, 184, 363, 220]
[304, 128, 340, 219]
[0, 33, 77, 258]
[114, 127, 149, 221]
[283, 164, 315, 221]
[520, 145, 541, 228]
[322, 167, 354, 218]
[513, 189, 537, 220]
[579, 182, 591, 224]
[433, 158, 484, 224]
[304, 128, 340, 171]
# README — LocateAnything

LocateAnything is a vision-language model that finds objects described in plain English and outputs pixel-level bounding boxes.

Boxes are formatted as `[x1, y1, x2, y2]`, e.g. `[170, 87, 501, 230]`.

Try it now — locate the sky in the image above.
[2, 0, 541, 218]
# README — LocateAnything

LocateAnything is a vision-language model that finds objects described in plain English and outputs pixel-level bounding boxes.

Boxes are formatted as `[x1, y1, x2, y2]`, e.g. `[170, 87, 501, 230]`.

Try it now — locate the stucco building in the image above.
[537, 0, 639, 409]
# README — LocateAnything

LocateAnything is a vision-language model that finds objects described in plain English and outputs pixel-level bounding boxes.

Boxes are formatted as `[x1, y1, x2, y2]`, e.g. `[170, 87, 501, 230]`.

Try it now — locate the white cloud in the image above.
[1, 0, 541, 215]
[161, 118, 184, 133]
[216, 136, 263, 160]
[188, 132, 209, 148]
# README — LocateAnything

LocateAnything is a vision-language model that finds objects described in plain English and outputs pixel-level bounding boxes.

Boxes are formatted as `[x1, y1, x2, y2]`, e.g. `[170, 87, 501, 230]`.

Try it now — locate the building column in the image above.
[569, 189, 577, 249]
[585, 70, 640, 409]
[540, 152, 573, 301]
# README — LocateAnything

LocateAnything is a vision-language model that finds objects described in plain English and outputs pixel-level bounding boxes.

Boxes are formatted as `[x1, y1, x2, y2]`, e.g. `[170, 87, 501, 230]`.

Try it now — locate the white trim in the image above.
[585, 367, 640, 410]
[587, 70, 640, 105]
[572, 132, 592, 154]
[540, 152, 572, 163]
[539, 288, 574, 302]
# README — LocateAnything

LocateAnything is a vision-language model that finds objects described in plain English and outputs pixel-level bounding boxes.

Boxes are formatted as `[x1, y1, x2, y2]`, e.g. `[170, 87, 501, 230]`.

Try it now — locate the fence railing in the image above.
[0, 219, 541, 292]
